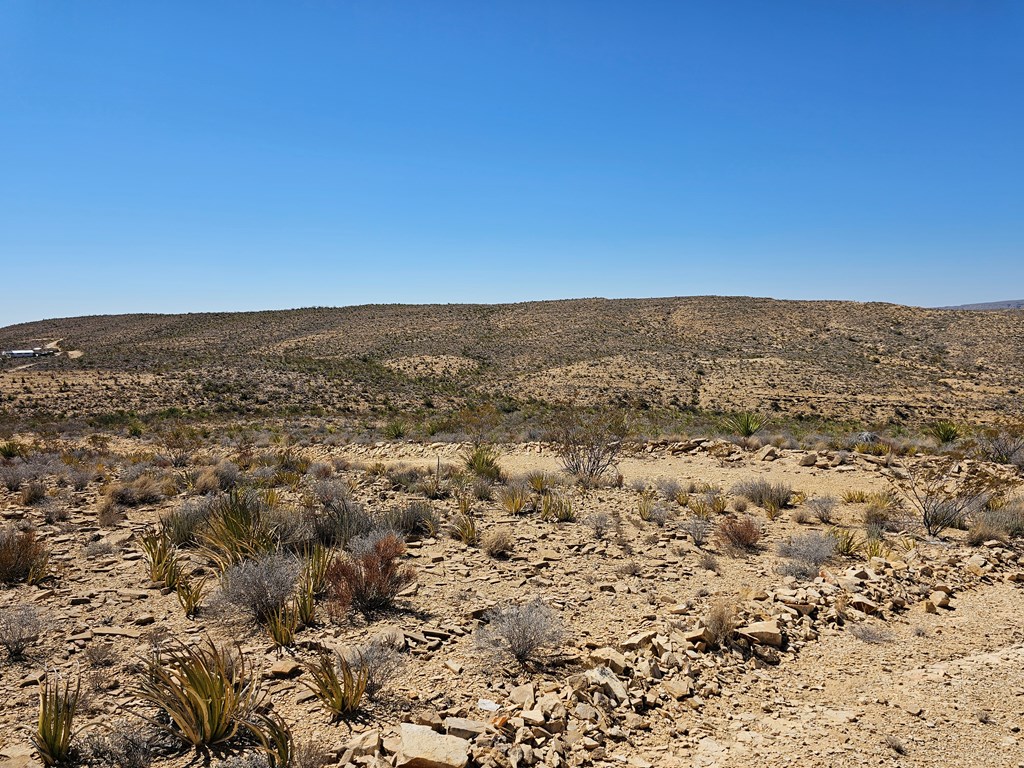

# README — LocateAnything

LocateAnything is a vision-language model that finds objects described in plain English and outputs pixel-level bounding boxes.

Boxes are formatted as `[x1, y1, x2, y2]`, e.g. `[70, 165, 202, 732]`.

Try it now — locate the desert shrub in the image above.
[551, 408, 628, 484]
[0, 440, 27, 459]
[220, 552, 300, 623]
[732, 497, 748, 514]
[806, 495, 837, 524]
[636, 489, 657, 522]
[850, 623, 893, 644]
[382, 420, 407, 440]
[684, 515, 713, 548]
[79, 727, 155, 768]
[108, 474, 164, 507]
[20, 480, 47, 506]
[33, 672, 81, 767]
[327, 531, 414, 616]
[463, 445, 503, 482]
[889, 458, 1008, 536]
[842, 489, 869, 503]
[974, 425, 1024, 467]
[97, 499, 125, 528]
[497, 483, 531, 515]
[308, 484, 372, 547]
[0, 605, 41, 660]
[0, 526, 49, 584]
[977, 502, 1024, 537]
[703, 599, 737, 648]
[776, 531, 835, 579]
[966, 515, 1007, 546]
[67, 466, 97, 492]
[136, 639, 261, 750]
[349, 636, 405, 699]
[472, 478, 494, 501]
[302, 652, 367, 720]
[585, 512, 611, 538]
[656, 478, 684, 502]
[385, 466, 423, 493]
[698, 551, 719, 572]
[381, 501, 439, 540]
[0, 464, 30, 492]
[161, 499, 214, 546]
[717, 515, 762, 552]
[723, 411, 769, 437]
[475, 599, 563, 664]
[82, 540, 116, 559]
[732, 478, 792, 511]
[481, 527, 514, 558]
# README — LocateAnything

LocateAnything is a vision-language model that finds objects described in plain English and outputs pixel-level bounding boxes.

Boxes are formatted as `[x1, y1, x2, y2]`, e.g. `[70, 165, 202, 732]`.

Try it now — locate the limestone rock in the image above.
[394, 723, 470, 768]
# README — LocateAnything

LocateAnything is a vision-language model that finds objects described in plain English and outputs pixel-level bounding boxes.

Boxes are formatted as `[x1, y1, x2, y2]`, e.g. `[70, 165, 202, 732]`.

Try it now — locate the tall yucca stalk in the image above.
[33, 672, 80, 767]
[136, 638, 261, 752]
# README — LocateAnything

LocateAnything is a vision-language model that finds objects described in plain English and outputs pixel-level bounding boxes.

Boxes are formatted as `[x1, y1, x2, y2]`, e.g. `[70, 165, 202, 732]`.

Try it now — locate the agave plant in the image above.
[33, 672, 80, 767]
[136, 638, 262, 752]
[301, 652, 368, 720]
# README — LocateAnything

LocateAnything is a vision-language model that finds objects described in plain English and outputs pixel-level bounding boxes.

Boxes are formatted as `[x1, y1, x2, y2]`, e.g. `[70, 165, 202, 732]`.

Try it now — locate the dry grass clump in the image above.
[481, 527, 514, 558]
[326, 531, 414, 616]
[0, 526, 50, 584]
[704, 599, 737, 648]
[449, 510, 480, 546]
[688, 488, 727, 516]
[717, 515, 763, 552]
[476, 599, 563, 664]
[107, 474, 164, 506]
[382, 501, 439, 539]
[683, 515, 713, 548]
[540, 493, 575, 522]
[732, 478, 792, 512]
[20, 480, 47, 506]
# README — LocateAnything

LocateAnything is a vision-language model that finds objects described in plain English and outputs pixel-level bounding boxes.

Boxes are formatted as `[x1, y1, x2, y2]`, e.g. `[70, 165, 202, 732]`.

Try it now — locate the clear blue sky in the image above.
[2, 1, 1022, 326]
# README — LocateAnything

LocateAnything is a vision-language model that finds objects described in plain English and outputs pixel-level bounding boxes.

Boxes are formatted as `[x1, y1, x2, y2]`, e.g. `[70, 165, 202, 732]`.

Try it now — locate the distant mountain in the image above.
[2, 296, 1024, 427]
[940, 300, 1024, 311]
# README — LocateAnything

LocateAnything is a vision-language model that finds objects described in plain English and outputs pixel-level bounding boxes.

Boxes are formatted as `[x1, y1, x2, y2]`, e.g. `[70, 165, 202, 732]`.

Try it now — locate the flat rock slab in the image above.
[395, 723, 470, 768]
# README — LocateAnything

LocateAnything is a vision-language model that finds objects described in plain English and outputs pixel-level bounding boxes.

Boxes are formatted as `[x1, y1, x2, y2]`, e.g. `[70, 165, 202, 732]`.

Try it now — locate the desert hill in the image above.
[1, 296, 1022, 427]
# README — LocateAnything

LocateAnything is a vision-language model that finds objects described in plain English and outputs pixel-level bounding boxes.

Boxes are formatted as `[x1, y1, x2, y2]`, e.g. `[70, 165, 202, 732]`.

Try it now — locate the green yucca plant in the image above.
[301, 652, 367, 720]
[859, 538, 890, 561]
[924, 420, 961, 445]
[723, 411, 769, 437]
[301, 543, 331, 597]
[0, 440, 27, 459]
[462, 445, 503, 481]
[524, 470, 552, 495]
[136, 638, 262, 752]
[175, 575, 208, 618]
[265, 604, 299, 650]
[540, 493, 575, 523]
[198, 491, 278, 572]
[140, 528, 181, 588]
[637, 489, 657, 522]
[294, 575, 317, 627]
[33, 672, 80, 767]
[828, 527, 860, 557]
[842, 489, 870, 503]
[449, 512, 479, 546]
[247, 712, 293, 768]
[497, 484, 531, 515]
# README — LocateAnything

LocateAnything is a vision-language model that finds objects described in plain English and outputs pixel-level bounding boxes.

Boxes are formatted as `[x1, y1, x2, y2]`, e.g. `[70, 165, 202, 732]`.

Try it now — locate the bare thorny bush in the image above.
[889, 457, 1013, 537]
[550, 406, 629, 485]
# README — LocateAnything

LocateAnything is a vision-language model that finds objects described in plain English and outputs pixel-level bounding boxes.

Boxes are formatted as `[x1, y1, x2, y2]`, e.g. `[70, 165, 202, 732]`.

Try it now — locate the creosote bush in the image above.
[475, 599, 563, 664]
[326, 531, 414, 616]
[551, 407, 627, 484]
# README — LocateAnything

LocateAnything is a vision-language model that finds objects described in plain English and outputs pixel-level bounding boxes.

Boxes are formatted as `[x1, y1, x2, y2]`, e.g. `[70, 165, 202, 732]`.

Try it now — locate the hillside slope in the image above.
[1, 297, 1022, 426]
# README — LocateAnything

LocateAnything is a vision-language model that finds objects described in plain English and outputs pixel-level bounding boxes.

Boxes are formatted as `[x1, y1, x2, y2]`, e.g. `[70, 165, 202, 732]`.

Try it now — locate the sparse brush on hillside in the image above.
[889, 457, 1011, 536]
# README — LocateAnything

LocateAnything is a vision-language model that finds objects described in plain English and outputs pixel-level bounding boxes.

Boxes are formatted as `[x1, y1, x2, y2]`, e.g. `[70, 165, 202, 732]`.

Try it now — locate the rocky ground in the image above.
[0, 436, 1022, 768]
